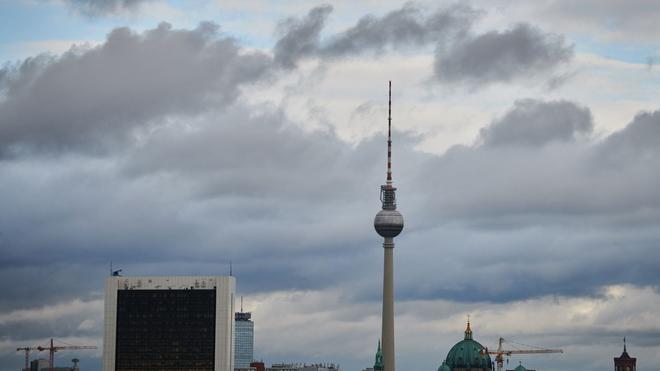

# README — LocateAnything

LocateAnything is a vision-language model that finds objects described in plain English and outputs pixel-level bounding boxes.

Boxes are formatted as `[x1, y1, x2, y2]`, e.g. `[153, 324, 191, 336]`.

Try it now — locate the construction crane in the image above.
[16, 346, 39, 371]
[481, 337, 563, 371]
[37, 338, 97, 371]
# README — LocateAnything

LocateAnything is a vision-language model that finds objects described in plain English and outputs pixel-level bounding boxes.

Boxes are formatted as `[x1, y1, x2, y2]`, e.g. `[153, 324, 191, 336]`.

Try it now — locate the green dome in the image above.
[438, 361, 451, 371]
[444, 322, 492, 370]
[514, 364, 527, 371]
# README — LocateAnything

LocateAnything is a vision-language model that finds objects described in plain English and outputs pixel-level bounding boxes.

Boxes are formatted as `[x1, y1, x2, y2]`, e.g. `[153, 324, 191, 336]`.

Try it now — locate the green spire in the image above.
[374, 339, 383, 371]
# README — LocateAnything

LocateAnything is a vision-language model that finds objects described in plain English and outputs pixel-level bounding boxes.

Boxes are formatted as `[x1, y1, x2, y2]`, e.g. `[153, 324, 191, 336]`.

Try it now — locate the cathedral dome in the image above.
[444, 321, 492, 370]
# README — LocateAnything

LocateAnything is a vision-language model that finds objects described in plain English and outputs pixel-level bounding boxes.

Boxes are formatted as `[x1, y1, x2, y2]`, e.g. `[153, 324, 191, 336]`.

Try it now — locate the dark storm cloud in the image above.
[119, 106, 411, 202]
[374, 101, 660, 303]
[2, 99, 658, 311]
[0, 103, 388, 309]
[479, 99, 593, 147]
[62, 0, 153, 16]
[0, 4, 576, 159]
[415, 101, 660, 222]
[0, 7, 653, 312]
[273, 5, 570, 85]
[0, 22, 271, 156]
[274, 5, 333, 69]
[273, 4, 479, 68]
[602, 109, 660, 153]
[319, 4, 477, 58]
[434, 24, 573, 85]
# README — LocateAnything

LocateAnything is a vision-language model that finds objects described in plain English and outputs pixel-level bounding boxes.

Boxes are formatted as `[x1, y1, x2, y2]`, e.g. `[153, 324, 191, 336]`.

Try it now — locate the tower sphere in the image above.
[374, 209, 404, 238]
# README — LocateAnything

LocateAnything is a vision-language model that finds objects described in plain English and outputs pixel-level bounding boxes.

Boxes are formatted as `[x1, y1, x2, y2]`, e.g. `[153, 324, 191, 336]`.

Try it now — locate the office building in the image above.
[235, 311, 254, 368]
[26, 359, 70, 371]
[103, 275, 235, 371]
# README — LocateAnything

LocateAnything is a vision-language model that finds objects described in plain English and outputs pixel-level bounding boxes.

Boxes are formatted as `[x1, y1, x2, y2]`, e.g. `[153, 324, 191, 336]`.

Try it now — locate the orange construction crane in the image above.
[37, 338, 97, 371]
[16, 346, 39, 371]
[481, 337, 563, 371]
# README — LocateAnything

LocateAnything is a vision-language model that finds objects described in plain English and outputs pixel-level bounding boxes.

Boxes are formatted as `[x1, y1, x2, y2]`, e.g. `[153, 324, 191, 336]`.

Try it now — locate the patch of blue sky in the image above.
[573, 36, 659, 65]
[200, 10, 280, 49]
[0, 1, 118, 63]
[0, 1, 114, 44]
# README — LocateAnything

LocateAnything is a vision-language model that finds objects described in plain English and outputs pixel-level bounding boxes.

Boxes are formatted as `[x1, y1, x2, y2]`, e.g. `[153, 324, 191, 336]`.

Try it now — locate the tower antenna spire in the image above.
[387, 81, 392, 185]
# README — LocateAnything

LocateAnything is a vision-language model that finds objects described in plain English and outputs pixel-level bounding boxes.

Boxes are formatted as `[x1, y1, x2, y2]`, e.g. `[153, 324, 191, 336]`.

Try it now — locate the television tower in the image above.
[373, 81, 404, 371]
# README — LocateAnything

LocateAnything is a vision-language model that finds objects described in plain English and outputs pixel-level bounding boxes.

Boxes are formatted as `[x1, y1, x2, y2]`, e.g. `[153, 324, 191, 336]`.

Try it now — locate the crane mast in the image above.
[481, 337, 563, 371]
[36, 338, 97, 371]
[16, 347, 38, 371]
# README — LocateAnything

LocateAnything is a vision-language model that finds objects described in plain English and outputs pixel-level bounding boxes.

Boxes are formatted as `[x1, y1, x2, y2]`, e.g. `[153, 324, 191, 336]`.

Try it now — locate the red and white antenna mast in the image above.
[387, 81, 392, 186]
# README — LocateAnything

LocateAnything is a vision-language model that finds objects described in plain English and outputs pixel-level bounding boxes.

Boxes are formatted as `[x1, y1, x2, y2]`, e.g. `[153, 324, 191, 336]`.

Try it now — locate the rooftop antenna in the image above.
[110, 260, 112, 277]
[229, 260, 233, 276]
[241, 296, 244, 313]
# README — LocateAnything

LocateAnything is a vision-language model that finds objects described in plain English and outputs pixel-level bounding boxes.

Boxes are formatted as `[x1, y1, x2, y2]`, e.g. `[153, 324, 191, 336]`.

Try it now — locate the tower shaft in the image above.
[382, 238, 395, 371]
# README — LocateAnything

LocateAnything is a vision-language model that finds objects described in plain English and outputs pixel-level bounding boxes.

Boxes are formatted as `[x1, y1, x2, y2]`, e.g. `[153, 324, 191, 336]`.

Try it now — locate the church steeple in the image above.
[374, 339, 383, 371]
[614, 337, 636, 371]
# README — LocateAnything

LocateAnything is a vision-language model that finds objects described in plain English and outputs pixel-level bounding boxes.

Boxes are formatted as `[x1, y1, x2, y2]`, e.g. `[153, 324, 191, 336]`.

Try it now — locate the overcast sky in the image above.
[0, 1, 659, 370]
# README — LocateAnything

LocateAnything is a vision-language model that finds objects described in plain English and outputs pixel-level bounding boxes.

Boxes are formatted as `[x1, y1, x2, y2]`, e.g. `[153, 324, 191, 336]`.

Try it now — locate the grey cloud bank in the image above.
[0, 22, 271, 156]
[434, 24, 573, 85]
[274, 5, 333, 69]
[480, 99, 592, 147]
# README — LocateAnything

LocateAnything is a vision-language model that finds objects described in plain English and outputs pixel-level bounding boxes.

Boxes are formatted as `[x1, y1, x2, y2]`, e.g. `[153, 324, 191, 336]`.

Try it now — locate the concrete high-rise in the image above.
[234, 310, 254, 368]
[373, 81, 404, 371]
[103, 275, 235, 371]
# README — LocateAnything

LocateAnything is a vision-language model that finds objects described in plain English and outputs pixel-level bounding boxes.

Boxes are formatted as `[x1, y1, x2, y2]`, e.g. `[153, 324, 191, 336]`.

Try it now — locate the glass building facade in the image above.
[234, 312, 254, 368]
[115, 289, 216, 371]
